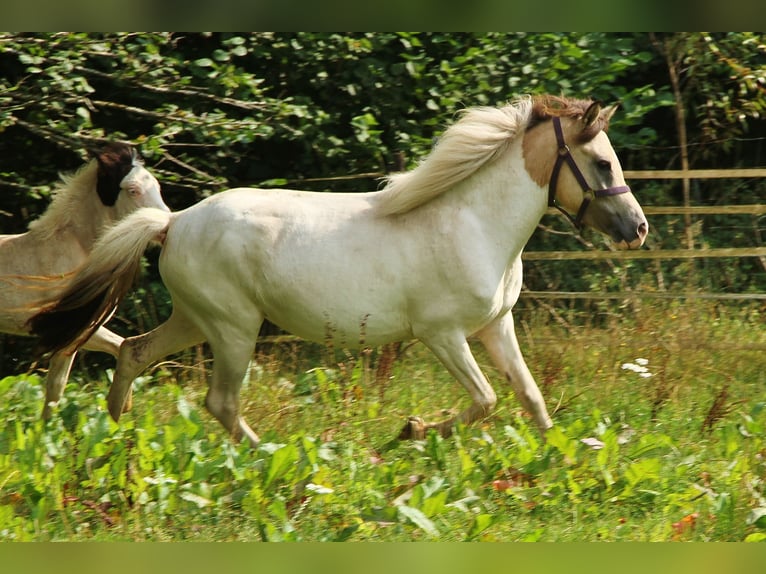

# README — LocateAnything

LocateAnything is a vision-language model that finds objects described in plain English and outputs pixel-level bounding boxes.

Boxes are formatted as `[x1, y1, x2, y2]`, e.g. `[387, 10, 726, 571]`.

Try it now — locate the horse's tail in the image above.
[28, 207, 172, 356]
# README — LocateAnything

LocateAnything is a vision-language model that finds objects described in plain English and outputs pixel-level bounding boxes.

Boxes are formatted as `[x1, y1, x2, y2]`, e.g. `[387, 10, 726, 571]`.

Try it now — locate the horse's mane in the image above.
[27, 160, 101, 239]
[27, 143, 139, 239]
[374, 95, 606, 216]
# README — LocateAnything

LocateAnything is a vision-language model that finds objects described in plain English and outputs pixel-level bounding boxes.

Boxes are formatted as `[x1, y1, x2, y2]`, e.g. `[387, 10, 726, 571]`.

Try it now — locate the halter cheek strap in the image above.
[548, 116, 630, 228]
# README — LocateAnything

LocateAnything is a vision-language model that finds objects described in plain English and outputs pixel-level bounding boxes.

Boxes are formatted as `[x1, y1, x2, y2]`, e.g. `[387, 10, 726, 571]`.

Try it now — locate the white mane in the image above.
[27, 160, 101, 239]
[375, 96, 534, 216]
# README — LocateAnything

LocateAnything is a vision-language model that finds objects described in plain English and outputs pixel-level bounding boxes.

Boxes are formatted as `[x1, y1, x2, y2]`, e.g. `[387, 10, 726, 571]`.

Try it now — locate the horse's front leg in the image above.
[398, 332, 497, 440]
[82, 326, 134, 412]
[81, 326, 123, 357]
[42, 351, 76, 420]
[477, 311, 552, 435]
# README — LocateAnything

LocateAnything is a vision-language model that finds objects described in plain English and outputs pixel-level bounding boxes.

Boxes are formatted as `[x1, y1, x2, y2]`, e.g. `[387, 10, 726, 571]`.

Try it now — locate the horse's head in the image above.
[525, 99, 648, 250]
[94, 142, 169, 218]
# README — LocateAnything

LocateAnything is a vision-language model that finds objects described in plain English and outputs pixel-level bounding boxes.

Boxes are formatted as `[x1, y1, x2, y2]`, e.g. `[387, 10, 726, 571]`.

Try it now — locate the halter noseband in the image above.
[548, 116, 630, 229]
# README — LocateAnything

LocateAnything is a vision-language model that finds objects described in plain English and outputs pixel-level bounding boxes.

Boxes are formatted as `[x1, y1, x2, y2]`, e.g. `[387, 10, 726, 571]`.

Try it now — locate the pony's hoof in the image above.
[398, 416, 426, 440]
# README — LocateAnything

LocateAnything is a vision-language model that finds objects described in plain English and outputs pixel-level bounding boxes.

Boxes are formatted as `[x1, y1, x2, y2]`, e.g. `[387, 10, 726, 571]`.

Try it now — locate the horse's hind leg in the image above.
[206, 333, 261, 448]
[400, 332, 497, 440]
[107, 309, 204, 422]
[477, 311, 552, 435]
[42, 351, 76, 420]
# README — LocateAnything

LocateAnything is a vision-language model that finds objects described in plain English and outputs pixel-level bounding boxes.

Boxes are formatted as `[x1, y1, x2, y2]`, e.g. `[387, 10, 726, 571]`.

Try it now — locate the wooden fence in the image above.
[521, 168, 766, 302]
[281, 166, 765, 302]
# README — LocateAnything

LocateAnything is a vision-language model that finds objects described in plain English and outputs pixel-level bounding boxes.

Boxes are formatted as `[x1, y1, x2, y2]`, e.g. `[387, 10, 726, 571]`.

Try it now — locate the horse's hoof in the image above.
[397, 416, 426, 440]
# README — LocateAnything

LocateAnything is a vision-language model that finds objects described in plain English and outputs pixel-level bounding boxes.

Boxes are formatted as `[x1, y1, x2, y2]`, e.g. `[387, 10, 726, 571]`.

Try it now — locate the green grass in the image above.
[1, 301, 764, 541]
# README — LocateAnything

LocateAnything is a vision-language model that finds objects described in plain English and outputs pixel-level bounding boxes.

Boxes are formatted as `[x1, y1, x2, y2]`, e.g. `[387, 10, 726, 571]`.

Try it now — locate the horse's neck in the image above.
[28, 162, 115, 251]
[448, 144, 547, 262]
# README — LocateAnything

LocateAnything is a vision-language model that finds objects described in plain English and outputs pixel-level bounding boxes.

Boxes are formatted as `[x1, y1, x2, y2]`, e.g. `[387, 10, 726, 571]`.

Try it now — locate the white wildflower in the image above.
[622, 358, 653, 378]
[581, 437, 605, 450]
[621, 362, 648, 373]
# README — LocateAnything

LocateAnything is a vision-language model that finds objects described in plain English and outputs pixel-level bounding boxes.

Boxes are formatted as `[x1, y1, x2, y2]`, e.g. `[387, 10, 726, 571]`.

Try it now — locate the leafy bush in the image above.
[2, 302, 764, 541]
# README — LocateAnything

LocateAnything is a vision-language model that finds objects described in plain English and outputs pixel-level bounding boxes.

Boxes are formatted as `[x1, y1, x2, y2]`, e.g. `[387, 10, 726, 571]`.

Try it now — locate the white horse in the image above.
[30, 96, 648, 446]
[1, 142, 168, 418]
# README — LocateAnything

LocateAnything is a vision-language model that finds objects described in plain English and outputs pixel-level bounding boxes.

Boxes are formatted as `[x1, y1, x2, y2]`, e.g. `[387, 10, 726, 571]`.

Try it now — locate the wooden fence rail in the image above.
[543, 205, 766, 217]
[623, 168, 766, 180]
[524, 167, 765, 301]
[527, 167, 765, 262]
[283, 166, 765, 298]
[520, 291, 766, 301]
[523, 247, 766, 261]
[620, 205, 766, 216]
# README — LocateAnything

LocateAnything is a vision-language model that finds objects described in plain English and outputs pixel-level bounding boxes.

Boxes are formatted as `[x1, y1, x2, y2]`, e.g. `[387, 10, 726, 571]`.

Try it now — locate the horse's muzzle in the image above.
[612, 218, 648, 250]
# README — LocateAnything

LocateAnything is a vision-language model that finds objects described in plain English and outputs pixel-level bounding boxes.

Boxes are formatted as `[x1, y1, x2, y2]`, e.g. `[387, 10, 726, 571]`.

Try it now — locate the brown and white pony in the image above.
[1, 142, 168, 418]
[31, 97, 647, 446]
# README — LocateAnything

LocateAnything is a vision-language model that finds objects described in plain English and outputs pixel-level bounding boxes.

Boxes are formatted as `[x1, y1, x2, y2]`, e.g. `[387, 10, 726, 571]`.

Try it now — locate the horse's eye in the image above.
[597, 159, 611, 171]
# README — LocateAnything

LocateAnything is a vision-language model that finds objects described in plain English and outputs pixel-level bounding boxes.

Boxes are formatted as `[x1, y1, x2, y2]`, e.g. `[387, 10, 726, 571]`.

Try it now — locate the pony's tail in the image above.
[28, 207, 172, 356]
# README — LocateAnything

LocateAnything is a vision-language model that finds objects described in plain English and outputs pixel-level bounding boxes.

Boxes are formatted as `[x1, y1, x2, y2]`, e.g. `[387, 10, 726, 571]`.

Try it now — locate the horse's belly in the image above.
[260, 301, 411, 349]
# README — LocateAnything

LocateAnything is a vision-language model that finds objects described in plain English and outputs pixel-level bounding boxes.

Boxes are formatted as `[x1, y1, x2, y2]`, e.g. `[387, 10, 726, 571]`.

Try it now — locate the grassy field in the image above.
[1, 299, 764, 541]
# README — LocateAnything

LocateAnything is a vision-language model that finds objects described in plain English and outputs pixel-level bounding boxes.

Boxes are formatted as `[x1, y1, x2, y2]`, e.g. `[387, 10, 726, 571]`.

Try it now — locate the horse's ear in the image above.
[87, 145, 103, 161]
[601, 103, 619, 122]
[582, 100, 602, 129]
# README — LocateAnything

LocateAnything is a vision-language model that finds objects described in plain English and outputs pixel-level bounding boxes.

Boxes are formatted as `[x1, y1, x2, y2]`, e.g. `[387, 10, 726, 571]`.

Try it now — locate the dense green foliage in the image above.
[1, 33, 764, 309]
[2, 33, 763, 204]
[1, 303, 764, 541]
[1, 33, 667, 200]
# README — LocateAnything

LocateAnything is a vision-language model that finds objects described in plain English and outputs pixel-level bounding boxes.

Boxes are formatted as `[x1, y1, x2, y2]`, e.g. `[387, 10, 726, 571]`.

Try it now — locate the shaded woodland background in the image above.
[1, 32, 765, 371]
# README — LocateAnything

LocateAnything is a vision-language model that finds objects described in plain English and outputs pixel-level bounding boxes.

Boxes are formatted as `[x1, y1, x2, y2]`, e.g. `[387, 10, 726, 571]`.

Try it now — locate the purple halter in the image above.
[548, 116, 631, 229]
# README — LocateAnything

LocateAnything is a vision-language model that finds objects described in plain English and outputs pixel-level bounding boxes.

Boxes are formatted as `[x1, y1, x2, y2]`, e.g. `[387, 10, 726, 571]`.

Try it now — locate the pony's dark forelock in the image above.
[94, 142, 140, 206]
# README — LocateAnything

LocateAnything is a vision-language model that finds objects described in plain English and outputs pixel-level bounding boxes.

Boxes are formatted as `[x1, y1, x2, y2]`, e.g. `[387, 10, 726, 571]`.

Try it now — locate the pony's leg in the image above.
[41, 351, 76, 420]
[402, 332, 497, 439]
[107, 310, 204, 422]
[81, 327, 136, 412]
[477, 312, 553, 435]
[205, 335, 260, 448]
[81, 326, 123, 357]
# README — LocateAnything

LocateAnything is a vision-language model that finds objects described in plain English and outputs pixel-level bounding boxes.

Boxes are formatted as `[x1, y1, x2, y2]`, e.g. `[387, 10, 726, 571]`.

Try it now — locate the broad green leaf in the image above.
[179, 491, 212, 509]
[746, 508, 766, 529]
[397, 505, 439, 537]
[466, 514, 495, 540]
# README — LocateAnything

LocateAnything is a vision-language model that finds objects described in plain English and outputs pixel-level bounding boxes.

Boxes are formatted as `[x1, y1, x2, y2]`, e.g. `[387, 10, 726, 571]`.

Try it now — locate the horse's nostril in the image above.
[638, 220, 648, 237]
